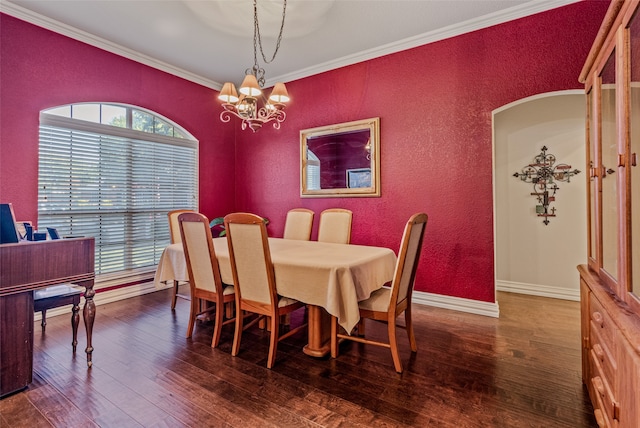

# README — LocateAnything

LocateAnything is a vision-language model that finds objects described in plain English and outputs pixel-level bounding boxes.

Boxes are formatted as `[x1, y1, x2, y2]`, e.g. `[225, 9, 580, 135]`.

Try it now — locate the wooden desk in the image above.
[155, 237, 396, 357]
[0, 238, 95, 398]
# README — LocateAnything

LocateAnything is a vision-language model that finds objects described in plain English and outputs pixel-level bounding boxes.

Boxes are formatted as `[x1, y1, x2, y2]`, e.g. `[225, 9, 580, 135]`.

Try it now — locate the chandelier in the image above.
[218, 0, 290, 132]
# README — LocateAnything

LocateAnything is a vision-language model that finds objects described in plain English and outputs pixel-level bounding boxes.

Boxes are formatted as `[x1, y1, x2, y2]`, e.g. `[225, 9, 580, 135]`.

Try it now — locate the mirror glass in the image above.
[301, 117, 380, 197]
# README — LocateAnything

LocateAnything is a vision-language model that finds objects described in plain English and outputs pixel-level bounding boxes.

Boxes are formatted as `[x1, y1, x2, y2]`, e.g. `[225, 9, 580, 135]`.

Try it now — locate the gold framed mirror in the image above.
[300, 117, 380, 198]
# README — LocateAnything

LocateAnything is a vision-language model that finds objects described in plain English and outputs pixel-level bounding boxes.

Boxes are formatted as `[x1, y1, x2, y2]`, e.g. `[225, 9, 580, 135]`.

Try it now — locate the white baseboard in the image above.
[495, 280, 579, 301]
[412, 290, 500, 318]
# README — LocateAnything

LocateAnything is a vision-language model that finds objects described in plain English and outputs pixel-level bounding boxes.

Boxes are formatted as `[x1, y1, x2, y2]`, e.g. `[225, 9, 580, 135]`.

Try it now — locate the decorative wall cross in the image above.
[513, 146, 580, 225]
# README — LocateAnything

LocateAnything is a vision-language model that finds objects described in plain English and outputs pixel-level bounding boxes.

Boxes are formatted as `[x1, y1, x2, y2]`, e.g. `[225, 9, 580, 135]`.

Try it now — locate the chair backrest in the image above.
[224, 213, 277, 306]
[317, 208, 353, 244]
[168, 209, 194, 244]
[388, 213, 428, 312]
[282, 208, 314, 241]
[178, 212, 223, 294]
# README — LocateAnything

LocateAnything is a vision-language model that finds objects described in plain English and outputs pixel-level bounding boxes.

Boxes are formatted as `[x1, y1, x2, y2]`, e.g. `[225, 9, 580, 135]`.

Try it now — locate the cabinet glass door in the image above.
[587, 90, 597, 265]
[630, 12, 640, 298]
[601, 50, 618, 282]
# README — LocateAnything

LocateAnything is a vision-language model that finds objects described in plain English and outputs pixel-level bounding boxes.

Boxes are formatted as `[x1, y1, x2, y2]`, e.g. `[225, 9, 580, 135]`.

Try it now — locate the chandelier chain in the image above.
[253, 0, 287, 66]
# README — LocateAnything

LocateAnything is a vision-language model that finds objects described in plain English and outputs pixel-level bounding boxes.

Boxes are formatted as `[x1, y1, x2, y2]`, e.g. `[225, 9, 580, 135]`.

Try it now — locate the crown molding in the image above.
[2, 0, 580, 90]
[268, 0, 580, 86]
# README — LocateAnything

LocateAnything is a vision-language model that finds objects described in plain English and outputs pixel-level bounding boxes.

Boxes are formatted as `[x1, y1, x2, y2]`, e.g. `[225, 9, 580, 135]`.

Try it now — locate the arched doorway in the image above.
[493, 91, 586, 302]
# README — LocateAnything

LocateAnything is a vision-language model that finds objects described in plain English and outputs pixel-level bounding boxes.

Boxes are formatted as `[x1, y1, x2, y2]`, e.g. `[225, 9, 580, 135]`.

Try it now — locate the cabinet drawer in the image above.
[590, 322, 617, 382]
[590, 351, 620, 425]
[592, 399, 612, 428]
[590, 294, 615, 346]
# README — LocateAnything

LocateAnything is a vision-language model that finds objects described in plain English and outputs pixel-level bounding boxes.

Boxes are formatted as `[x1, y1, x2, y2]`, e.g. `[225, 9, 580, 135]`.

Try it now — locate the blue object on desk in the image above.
[47, 227, 60, 240]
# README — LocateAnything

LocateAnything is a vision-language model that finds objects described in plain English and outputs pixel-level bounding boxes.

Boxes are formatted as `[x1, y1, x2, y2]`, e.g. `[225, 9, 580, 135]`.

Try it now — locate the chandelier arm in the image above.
[256, 107, 283, 122]
[272, 110, 286, 129]
[220, 108, 243, 123]
[220, 111, 232, 123]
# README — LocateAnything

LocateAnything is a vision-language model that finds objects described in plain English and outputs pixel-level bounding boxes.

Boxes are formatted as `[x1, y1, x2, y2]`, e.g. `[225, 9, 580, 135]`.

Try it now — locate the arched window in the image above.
[38, 103, 198, 279]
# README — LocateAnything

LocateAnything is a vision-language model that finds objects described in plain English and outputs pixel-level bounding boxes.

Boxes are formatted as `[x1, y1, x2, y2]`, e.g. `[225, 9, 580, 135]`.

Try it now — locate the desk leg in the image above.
[303, 305, 332, 357]
[71, 300, 80, 353]
[79, 279, 95, 367]
[0, 292, 34, 397]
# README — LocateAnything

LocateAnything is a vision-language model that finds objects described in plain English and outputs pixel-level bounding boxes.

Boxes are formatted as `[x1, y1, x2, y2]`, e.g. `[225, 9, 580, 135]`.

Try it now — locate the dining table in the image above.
[154, 237, 397, 357]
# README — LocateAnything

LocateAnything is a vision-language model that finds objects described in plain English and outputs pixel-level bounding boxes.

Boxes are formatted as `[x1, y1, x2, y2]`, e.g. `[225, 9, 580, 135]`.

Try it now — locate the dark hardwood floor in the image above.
[0, 289, 596, 427]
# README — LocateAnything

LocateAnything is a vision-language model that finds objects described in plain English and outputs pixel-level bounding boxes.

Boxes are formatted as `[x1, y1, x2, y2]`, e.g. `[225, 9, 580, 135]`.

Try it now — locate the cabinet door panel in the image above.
[600, 50, 619, 282]
[587, 90, 597, 266]
[630, 10, 640, 300]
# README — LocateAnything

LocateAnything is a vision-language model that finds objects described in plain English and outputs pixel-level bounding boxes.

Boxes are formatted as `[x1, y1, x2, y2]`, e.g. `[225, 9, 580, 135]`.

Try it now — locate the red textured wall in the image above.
[1, 2, 608, 304]
[232, 1, 609, 303]
[0, 13, 236, 225]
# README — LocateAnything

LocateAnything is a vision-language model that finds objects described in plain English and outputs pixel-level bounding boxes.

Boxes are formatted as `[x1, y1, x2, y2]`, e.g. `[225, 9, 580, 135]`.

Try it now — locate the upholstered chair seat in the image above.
[356, 286, 392, 312]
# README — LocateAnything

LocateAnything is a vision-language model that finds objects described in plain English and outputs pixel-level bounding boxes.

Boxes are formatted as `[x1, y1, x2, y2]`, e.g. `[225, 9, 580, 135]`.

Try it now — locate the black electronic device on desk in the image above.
[0, 203, 20, 244]
[47, 227, 61, 240]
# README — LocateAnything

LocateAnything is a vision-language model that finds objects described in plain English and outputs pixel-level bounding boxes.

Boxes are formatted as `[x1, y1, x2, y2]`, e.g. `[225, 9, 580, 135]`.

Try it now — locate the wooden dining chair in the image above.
[178, 212, 236, 348]
[330, 212, 428, 373]
[224, 212, 307, 369]
[282, 208, 314, 241]
[168, 209, 194, 309]
[317, 208, 353, 244]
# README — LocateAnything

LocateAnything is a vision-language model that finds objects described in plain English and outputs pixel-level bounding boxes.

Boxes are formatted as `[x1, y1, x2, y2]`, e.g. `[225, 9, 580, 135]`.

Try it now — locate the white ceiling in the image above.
[2, 0, 578, 89]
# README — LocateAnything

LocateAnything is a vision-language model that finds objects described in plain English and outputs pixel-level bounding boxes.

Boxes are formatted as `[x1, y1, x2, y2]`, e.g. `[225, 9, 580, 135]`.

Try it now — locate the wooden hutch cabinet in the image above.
[579, 1, 640, 427]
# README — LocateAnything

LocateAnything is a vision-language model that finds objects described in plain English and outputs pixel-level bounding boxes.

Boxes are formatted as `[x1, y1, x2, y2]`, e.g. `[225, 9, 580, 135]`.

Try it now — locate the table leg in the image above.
[80, 279, 95, 367]
[71, 300, 80, 352]
[303, 305, 332, 357]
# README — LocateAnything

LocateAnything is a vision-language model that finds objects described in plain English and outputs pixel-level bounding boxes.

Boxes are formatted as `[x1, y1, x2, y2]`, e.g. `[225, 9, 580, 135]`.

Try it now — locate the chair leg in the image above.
[232, 309, 244, 357]
[211, 301, 223, 348]
[330, 316, 339, 358]
[388, 319, 403, 373]
[186, 297, 198, 338]
[405, 306, 417, 352]
[225, 301, 234, 319]
[171, 280, 179, 310]
[71, 302, 80, 353]
[266, 313, 280, 369]
[282, 313, 291, 326]
[41, 310, 47, 331]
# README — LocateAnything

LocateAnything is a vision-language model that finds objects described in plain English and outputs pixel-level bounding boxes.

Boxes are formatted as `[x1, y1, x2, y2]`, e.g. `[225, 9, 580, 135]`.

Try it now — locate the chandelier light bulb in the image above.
[269, 82, 290, 103]
[239, 74, 262, 97]
[218, 82, 239, 103]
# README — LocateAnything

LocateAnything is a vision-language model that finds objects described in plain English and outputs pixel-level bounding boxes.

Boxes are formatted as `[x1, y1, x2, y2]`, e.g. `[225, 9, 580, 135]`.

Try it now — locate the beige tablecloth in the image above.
[154, 237, 397, 332]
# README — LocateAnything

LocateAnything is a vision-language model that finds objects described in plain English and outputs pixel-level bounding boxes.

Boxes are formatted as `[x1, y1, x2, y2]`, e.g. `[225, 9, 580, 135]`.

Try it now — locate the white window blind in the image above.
[38, 109, 197, 276]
